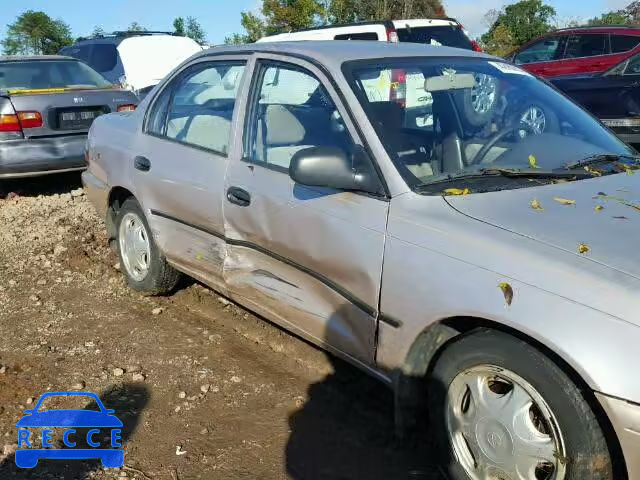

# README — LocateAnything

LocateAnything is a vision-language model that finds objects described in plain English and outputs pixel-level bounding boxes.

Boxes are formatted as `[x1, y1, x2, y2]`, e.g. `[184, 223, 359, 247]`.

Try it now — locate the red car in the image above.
[508, 25, 640, 78]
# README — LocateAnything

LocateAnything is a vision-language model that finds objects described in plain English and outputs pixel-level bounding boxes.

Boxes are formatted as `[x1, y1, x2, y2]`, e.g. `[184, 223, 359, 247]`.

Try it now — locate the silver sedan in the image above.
[83, 41, 640, 480]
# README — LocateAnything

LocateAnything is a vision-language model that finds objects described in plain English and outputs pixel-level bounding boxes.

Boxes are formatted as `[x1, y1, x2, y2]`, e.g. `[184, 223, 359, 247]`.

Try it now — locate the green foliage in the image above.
[224, 11, 266, 44]
[2, 10, 73, 55]
[328, 0, 444, 23]
[127, 22, 147, 32]
[481, 0, 556, 56]
[587, 11, 630, 26]
[185, 17, 206, 44]
[173, 17, 186, 36]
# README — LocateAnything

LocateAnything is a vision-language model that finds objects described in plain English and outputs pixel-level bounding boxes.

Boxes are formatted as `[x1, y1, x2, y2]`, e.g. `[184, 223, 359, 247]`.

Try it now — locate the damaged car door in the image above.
[223, 57, 388, 366]
[134, 58, 247, 293]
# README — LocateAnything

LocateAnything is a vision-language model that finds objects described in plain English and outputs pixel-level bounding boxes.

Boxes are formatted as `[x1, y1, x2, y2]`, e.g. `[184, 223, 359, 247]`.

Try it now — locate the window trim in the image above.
[142, 57, 248, 158]
[242, 59, 357, 175]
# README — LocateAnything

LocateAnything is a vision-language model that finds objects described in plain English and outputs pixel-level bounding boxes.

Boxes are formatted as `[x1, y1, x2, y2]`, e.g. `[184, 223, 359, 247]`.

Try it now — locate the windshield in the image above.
[396, 25, 473, 49]
[346, 57, 633, 193]
[0, 60, 112, 91]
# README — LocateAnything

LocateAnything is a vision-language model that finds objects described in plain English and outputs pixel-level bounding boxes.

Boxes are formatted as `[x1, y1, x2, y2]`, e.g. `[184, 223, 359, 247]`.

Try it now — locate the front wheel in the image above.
[428, 329, 614, 480]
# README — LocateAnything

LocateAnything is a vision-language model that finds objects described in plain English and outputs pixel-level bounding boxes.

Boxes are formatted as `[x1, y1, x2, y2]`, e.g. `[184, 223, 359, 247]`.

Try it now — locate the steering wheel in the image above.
[470, 123, 535, 166]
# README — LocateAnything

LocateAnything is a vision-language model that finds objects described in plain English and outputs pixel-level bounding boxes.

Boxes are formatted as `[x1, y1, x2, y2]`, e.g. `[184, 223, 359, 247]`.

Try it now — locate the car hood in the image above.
[446, 173, 640, 278]
[443, 172, 640, 322]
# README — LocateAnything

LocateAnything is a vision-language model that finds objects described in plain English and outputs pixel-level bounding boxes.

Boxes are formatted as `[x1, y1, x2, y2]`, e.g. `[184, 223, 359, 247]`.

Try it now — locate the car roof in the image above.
[200, 40, 490, 68]
[0, 55, 76, 62]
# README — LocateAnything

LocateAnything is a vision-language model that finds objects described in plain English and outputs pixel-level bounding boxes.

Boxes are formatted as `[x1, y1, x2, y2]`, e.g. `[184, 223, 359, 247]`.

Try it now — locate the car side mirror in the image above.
[289, 146, 383, 195]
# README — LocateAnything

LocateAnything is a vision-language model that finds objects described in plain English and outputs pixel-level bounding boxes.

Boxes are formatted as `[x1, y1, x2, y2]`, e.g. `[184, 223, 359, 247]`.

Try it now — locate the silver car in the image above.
[83, 41, 640, 480]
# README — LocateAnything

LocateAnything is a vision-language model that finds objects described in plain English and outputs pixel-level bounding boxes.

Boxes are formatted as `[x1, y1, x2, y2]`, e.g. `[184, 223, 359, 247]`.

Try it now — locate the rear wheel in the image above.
[116, 197, 181, 295]
[428, 329, 614, 480]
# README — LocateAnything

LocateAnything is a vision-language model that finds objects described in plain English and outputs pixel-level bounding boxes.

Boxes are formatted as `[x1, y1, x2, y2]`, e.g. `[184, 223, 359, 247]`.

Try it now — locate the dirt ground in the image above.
[0, 174, 443, 480]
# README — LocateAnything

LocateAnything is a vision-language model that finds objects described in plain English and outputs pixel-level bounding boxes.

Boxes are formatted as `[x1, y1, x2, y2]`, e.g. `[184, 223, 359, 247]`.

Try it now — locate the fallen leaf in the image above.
[594, 205, 604, 212]
[498, 282, 514, 306]
[528, 155, 540, 169]
[443, 188, 471, 196]
[613, 216, 629, 220]
[530, 199, 543, 210]
[553, 197, 576, 205]
[585, 166, 603, 177]
[175, 445, 187, 456]
[578, 243, 590, 254]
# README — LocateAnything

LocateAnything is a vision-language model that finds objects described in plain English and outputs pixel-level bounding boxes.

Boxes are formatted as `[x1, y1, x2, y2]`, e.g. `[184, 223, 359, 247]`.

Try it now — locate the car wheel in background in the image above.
[116, 197, 181, 296]
[458, 74, 499, 127]
[428, 329, 614, 480]
[518, 103, 560, 137]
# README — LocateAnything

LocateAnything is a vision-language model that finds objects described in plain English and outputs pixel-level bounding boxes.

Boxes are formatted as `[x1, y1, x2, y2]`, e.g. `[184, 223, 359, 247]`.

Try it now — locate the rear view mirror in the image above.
[289, 146, 383, 194]
[424, 73, 476, 92]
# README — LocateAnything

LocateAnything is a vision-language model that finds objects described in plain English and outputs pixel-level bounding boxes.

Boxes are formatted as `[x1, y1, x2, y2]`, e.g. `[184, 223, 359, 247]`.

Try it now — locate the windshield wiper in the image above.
[565, 153, 640, 170]
[417, 167, 591, 189]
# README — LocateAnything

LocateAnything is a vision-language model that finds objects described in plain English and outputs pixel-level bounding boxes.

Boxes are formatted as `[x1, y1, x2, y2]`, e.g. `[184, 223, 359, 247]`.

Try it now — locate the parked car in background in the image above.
[84, 41, 640, 480]
[258, 18, 482, 51]
[552, 51, 640, 145]
[0, 55, 137, 179]
[508, 25, 640, 78]
[60, 31, 202, 98]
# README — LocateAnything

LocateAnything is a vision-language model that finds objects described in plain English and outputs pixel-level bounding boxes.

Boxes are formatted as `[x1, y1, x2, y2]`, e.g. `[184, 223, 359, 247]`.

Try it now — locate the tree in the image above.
[185, 17, 206, 44]
[327, 0, 444, 23]
[481, 0, 556, 56]
[91, 25, 105, 37]
[173, 17, 186, 36]
[127, 22, 147, 32]
[2, 10, 73, 55]
[587, 11, 630, 26]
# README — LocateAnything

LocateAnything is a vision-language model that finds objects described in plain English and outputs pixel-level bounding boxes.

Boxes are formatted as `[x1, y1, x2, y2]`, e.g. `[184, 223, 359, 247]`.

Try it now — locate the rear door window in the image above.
[564, 34, 608, 58]
[334, 32, 379, 40]
[87, 44, 119, 73]
[610, 34, 640, 53]
[396, 25, 472, 49]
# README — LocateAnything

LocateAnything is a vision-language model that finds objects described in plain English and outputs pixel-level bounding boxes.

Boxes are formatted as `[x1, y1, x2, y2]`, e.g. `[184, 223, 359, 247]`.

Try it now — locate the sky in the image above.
[0, 0, 635, 45]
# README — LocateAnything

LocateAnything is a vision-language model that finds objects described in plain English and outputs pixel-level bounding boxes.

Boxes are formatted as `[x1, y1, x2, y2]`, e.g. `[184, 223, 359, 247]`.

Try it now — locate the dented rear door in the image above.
[222, 55, 388, 366]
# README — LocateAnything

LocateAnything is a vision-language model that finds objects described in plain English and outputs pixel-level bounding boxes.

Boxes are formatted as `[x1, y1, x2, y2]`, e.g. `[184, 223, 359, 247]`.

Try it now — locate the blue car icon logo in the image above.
[15, 391, 124, 469]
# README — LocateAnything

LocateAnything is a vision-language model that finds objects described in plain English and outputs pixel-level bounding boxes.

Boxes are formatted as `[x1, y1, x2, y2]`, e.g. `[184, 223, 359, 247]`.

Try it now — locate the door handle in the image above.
[226, 187, 251, 207]
[134, 156, 151, 172]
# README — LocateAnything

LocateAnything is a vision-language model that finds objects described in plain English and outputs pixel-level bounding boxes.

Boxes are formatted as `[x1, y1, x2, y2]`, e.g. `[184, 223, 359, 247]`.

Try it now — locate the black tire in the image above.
[115, 197, 181, 296]
[427, 329, 614, 480]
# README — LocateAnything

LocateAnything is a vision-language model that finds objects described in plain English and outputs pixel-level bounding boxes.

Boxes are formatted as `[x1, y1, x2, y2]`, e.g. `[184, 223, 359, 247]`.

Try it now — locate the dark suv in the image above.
[508, 26, 640, 78]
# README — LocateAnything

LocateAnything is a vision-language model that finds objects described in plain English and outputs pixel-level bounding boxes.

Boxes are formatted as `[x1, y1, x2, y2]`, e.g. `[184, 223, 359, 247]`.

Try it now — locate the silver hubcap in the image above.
[118, 212, 151, 282]
[471, 74, 497, 114]
[520, 106, 546, 135]
[446, 365, 566, 480]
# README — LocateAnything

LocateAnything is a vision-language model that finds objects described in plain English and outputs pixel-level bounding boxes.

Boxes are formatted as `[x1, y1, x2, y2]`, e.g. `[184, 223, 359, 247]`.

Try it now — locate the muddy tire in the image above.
[427, 329, 614, 480]
[115, 197, 181, 296]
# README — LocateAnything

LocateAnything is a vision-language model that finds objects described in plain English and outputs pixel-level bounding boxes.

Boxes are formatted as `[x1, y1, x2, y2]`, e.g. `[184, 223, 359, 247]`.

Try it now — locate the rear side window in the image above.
[152, 62, 246, 154]
[396, 25, 472, 49]
[611, 34, 640, 53]
[334, 32, 379, 41]
[564, 34, 607, 58]
[87, 44, 119, 73]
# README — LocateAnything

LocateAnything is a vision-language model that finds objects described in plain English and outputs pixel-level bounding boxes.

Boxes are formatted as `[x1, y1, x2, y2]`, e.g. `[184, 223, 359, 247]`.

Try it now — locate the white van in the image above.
[257, 18, 481, 51]
[60, 32, 203, 97]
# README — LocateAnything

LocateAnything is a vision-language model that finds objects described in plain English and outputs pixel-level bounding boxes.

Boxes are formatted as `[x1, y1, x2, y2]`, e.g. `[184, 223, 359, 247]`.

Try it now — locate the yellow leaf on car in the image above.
[578, 243, 590, 254]
[530, 199, 543, 210]
[443, 188, 471, 196]
[528, 155, 540, 169]
[585, 166, 603, 177]
[594, 205, 604, 212]
[498, 282, 514, 306]
[553, 197, 576, 205]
